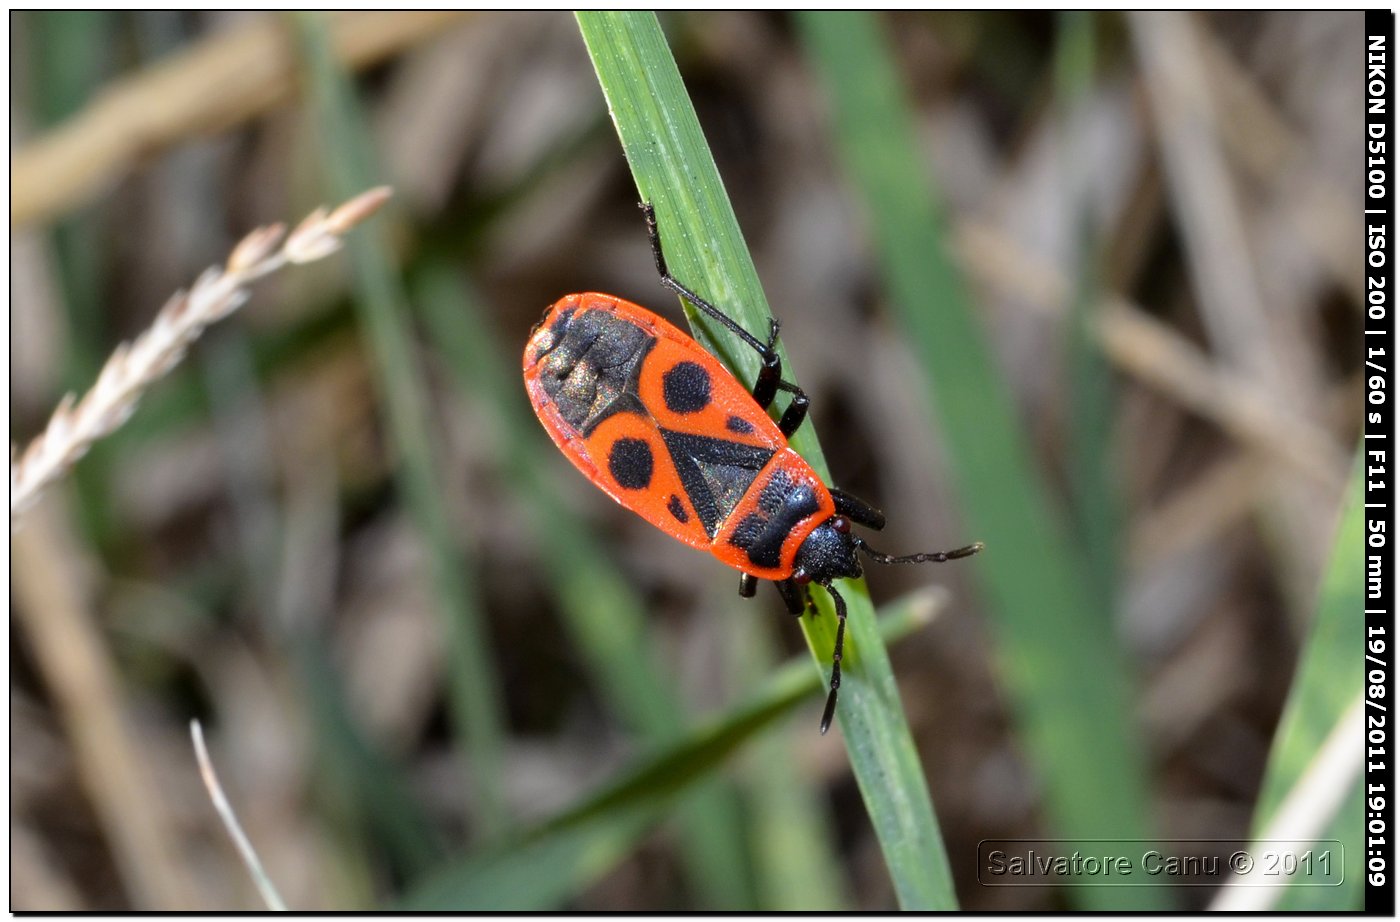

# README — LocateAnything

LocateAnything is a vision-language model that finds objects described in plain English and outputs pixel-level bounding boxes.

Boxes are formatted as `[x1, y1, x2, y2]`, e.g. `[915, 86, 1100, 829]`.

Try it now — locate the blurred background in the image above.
[10, 10, 1363, 911]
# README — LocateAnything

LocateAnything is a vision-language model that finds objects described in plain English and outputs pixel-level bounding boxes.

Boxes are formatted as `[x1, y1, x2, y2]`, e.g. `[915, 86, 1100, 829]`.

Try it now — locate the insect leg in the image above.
[642, 202, 769, 355]
[743, 317, 810, 437]
[829, 488, 887, 531]
[819, 583, 849, 735]
[773, 578, 806, 616]
[640, 202, 809, 435]
[773, 382, 809, 438]
[739, 573, 758, 599]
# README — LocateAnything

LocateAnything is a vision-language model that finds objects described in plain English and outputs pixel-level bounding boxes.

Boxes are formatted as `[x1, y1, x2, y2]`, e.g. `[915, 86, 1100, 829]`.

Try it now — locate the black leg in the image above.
[739, 573, 757, 598]
[749, 318, 783, 410]
[830, 488, 886, 531]
[773, 578, 805, 616]
[641, 202, 810, 434]
[643, 202, 770, 356]
[819, 583, 849, 735]
[776, 387, 809, 438]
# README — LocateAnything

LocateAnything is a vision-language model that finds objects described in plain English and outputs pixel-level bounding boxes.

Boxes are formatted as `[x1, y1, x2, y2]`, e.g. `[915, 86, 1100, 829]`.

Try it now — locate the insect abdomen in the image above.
[527, 296, 654, 436]
[525, 293, 831, 577]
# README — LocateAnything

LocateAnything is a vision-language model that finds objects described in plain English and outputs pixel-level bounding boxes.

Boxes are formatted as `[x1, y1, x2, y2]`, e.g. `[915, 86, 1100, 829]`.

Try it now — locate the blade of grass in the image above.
[1249, 451, 1365, 909]
[399, 590, 940, 910]
[1214, 694, 1361, 911]
[290, 13, 510, 838]
[191, 720, 289, 911]
[295, 637, 446, 877]
[27, 10, 112, 380]
[798, 12, 1164, 910]
[1056, 11, 1122, 624]
[1269, 782, 1360, 911]
[1254, 453, 1365, 819]
[413, 261, 757, 908]
[402, 810, 656, 912]
[273, 451, 408, 903]
[736, 617, 848, 910]
[27, 11, 122, 548]
[576, 11, 959, 909]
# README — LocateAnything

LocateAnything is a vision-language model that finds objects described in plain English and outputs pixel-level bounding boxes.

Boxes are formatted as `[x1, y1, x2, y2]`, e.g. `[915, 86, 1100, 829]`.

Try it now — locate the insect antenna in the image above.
[819, 582, 849, 735]
[853, 538, 984, 566]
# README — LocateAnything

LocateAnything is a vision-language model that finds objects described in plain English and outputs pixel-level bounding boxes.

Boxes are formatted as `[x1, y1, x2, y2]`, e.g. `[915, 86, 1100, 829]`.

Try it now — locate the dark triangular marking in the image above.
[659, 429, 775, 537]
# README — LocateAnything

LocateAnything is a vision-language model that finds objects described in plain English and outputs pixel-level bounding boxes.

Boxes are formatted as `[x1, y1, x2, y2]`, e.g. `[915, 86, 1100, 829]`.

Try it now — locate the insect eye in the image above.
[832, 516, 851, 534]
[792, 568, 811, 586]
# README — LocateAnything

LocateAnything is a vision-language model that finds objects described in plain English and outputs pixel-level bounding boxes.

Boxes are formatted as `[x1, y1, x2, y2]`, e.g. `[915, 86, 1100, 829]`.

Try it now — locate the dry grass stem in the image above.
[11, 12, 463, 226]
[1096, 303, 1350, 489]
[10, 502, 198, 909]
[9, 187, 392, 526]
[12, 826, 85, 910]
[1128, 453, 1263, 567]
[953, 222, 1350, 488]
[1129, 12, 1284, 390]
[191, 721, 288, 911]
[1195, 23, 1361, 305]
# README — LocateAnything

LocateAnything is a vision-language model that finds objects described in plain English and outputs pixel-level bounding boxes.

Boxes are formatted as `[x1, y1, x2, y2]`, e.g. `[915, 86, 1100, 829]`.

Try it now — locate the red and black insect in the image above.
[524, 203, 981, 732]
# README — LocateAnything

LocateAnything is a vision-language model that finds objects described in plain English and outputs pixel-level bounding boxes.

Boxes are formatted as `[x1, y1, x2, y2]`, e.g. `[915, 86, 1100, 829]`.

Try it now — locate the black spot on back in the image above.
[667, 494, 689, 523]
[725, 415, 754, 434]
[662, 361, 712, 414]
[608, 438, 654, 490]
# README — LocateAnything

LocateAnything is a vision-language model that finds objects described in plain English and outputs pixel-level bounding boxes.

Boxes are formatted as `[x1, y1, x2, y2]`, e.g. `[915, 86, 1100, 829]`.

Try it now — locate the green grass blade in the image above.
[399, 591, 939, 910]
[737, 619, 848, 910]
[402, 811, 657, 912]
[576, 11, 959, 908]
[27, 10, 112, 380]
[413, 261, 756, 908]
[290, 13, 510, 838]
[27, 11, 122, 547]
[1270, 781, 1361, 911]
[798, 11, 1163, 910]
[295, 638, 446, 877]
[1056, 11, 1122, 623]
[1254, 453, 1365, 819]
[1252, 451, 1365, 909]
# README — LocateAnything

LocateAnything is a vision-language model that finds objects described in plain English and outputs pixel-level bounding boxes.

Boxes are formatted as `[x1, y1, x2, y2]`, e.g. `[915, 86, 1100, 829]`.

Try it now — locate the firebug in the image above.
[524, 202, 982, 732]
